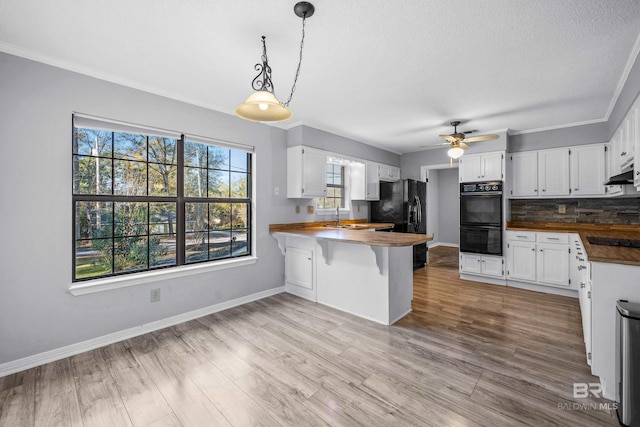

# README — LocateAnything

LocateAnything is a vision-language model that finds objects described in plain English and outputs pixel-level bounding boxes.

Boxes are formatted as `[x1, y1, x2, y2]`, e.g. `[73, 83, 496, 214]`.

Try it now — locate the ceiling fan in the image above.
[433, 121, 499, 164]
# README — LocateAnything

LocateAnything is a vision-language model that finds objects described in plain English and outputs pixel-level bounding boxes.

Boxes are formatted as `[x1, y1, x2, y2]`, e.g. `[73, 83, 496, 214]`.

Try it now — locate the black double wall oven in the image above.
[460, 181, 503, 256]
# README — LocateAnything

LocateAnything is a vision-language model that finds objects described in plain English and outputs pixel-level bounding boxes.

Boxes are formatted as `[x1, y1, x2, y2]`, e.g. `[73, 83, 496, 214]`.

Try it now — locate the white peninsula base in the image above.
[273, 233, 414, 325]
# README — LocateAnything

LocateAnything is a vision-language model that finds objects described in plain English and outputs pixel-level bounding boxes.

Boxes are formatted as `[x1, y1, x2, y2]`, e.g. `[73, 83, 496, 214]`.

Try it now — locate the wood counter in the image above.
[269, 221, 433, 247]
[507, 221, 640, 266]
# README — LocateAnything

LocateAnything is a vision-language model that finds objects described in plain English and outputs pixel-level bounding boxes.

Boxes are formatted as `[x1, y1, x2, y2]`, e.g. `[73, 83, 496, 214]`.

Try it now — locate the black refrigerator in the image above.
[370, 179, 427, 269]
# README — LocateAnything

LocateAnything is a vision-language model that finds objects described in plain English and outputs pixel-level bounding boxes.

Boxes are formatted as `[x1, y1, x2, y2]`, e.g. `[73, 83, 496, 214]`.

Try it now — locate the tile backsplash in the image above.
[510, 198, 640, 224]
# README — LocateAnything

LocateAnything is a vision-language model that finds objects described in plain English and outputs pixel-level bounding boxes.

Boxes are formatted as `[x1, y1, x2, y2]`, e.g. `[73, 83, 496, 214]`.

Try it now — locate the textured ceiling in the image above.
[1, 0, 640, 153]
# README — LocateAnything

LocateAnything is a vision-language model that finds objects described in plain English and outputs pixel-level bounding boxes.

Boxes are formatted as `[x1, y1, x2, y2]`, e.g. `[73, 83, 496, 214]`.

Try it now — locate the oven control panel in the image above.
[460, 181, 502, 194]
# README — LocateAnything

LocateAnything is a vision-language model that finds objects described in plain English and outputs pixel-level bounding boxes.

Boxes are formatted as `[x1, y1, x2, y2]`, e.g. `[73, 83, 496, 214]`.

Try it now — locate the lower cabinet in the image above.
[506, 231, 571, 289]
[284, 239, 316, 301]
[460, 253, 504, 279]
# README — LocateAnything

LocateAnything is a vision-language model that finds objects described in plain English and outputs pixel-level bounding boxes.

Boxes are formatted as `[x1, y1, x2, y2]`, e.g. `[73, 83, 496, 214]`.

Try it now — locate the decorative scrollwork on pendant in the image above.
[250, 36, 275, 94]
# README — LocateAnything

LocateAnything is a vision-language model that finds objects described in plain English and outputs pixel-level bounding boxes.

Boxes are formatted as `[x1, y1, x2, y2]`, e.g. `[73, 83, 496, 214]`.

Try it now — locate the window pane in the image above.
[114, 159, 147, 196]
[230, 172, 247, 198]
[114, 236, 148, 273]
[231, 229, 248, 256]
[150, 235, 176, 267]
[74, 128, 112, 157]
[184, 167, 207, 197]
[73, 155, 112, 195]
[75, 238, 113, 279]
[75, 201, 112, 239]
[149, 203, 176, 235]
[326, 187, 335, 198]
[231, 203, 248, 230]
[114, 202, 148, 237]
[148, 137, 177, 165]
[114, 133, 146, 160]
[184, 141, 207, 167]
[185, 232, 208, 263]
[208, 170, 230, 198]
[208, 147, 229, 170]
[317, 198, 327, 209]
[326, 164, 334, 185]
[230, 150, 248, 172]
[149, 163, 177, 196]
[210, 203, 230, 229]
[185, 202, 208, 232]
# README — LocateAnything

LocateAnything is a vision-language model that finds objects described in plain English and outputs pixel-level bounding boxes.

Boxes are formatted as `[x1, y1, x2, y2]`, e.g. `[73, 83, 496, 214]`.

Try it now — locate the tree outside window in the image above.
[317, 163, 345, 209]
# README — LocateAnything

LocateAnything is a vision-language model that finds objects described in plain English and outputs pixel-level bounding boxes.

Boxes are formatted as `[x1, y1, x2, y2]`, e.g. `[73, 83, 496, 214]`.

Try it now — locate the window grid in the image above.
[317, 163, 345, 209]
[73, 126, 251, 282]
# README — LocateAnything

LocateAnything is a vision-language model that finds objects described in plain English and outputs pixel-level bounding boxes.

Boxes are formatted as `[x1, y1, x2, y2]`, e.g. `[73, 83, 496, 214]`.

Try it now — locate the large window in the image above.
[316, 163, 345, 209]
[72, 116, 252, 281]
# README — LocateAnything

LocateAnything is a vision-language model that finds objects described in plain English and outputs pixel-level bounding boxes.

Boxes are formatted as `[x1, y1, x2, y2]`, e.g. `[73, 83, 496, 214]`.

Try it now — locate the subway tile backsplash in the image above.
[510, 198, 640, 224]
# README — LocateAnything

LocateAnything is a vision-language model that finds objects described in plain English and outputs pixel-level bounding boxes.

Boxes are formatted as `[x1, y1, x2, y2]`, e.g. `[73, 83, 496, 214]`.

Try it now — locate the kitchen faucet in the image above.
[335, 205, 340, 226]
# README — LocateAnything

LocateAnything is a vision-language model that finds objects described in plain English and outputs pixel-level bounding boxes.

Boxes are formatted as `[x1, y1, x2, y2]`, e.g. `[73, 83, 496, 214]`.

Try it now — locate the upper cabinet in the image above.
[378, 164, 401, 182]
[459, 151, 504, 182]
[537, 148, 570, 196]
[350, 161, 380, 201]
[287, 146, 327, 198]
[509, 144, 607, 198]
[634, 102, 640, 188]
[570, 144, 606, 196]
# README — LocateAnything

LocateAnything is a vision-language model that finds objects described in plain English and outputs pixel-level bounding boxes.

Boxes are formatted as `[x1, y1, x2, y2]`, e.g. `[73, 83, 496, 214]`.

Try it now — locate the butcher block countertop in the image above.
[269, 220, 433, 247]
[507, 221, 640, 266]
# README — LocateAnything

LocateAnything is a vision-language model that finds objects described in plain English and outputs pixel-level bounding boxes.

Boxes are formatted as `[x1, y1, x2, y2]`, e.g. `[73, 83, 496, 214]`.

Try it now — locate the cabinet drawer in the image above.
[507, 231, 536, 241]
[537, 233, 569, 244]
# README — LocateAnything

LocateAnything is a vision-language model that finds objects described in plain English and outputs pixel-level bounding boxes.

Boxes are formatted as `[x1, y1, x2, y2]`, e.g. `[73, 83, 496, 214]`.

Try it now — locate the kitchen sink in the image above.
[586, 236, 640, 248]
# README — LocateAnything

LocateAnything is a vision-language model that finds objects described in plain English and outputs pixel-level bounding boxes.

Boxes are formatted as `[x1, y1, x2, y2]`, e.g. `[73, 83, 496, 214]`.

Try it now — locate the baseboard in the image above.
[460, 274, 506, 286]
[0, 286, 285, 378]
[506, 280, 578, 298]
[428, 242, 459, 249]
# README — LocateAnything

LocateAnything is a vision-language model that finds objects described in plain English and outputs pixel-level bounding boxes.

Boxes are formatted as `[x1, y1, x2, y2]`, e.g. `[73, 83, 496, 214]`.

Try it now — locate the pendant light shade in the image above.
[235, 2, 314, 123]
[447, 146, 465, 159]
[234, 90, 292, 122]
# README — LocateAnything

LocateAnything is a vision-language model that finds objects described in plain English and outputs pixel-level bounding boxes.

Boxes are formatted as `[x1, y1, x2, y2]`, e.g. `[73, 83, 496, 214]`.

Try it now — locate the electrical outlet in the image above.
[307, 205, 314, 214]
[295, 205, 300, 214]
[274, 186, 279, 196]
[150, 288, 161, 302]
[558, 204, 566, 214]
[357, 205, 361, 213]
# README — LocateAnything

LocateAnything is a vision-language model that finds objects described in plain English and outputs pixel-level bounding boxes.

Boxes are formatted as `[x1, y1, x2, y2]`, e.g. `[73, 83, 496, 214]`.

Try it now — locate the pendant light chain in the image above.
[283, 13, 307, 107]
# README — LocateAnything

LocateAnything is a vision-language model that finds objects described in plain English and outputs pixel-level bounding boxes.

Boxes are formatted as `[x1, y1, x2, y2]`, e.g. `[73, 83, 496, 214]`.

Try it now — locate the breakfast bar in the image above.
[270, 222, 433, 325]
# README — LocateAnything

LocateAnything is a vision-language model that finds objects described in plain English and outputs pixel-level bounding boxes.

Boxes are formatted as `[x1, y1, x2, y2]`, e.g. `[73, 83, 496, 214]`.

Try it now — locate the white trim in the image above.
[460, 274, 506, 287]
[428, 242, 459, 248]
[0, 285, 285, 377]
[605, 30, 640, 120]
[509, 117, 608, 136]
[506, 279, 578, 298]
[69, 256, 258, 296]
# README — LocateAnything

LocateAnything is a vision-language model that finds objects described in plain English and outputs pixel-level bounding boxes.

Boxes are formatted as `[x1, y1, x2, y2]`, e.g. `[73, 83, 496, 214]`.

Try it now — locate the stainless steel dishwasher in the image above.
[616, 300, 640, 427]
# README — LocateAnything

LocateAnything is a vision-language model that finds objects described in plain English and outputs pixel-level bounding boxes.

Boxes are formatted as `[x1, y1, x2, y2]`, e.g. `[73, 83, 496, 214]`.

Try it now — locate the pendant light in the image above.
[234, 2, 314, 122]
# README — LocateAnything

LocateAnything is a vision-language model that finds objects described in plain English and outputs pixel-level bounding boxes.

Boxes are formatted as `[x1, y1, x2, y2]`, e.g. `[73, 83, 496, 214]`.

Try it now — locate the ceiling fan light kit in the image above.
[234, 2, 314, 123]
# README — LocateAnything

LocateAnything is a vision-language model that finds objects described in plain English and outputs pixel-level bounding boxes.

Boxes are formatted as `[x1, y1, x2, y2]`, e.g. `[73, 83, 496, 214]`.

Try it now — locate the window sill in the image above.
[69, 256, 259, 296]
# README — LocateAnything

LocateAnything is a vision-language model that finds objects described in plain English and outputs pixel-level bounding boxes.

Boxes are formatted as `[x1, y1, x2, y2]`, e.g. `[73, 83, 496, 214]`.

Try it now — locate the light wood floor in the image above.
[0, 247, 618, 426]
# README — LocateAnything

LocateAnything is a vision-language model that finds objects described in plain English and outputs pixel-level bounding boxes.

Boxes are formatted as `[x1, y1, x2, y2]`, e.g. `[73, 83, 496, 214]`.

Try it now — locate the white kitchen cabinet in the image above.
[284, 241, 316, 301]
[378, 164, 400, 182]
[506, 231, 571, 288]
[287, 146, 327, 198]
[365, 161, 380, 200]
[537, 148, 570, 196]
[570, 144, 607, 196]
[570, 234, 591, 365]
[509, 151, 538, 197]
[506, 239, 537, 282]
[460, 253, 504, 279]
[620, 113, 634, 171]
[633, 101, 640, 188]
[459, 151, 504, 182]
[536, 242, 570, 287]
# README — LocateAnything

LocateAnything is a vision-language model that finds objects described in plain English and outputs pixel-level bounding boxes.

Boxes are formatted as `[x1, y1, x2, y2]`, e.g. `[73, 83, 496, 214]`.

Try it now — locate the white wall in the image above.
[0, 52, 397, 367]
[436, 168, 460, 245]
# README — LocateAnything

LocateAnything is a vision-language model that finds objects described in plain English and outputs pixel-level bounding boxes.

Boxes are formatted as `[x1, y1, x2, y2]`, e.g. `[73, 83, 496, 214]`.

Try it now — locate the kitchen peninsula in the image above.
[270, 221, 432, 325]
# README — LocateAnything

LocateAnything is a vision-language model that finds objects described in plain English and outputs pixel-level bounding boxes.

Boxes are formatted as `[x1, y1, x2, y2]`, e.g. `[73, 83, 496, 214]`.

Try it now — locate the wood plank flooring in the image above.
[0, 246, 618, 426]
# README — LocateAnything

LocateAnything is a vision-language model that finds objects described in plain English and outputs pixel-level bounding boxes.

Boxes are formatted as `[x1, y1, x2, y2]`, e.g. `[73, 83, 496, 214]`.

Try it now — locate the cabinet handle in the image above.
[578, 258, 584, 262]
[547, 237, 560, 240]
[574, 188, 579, 191]
[531, 248, 535, 251]
[516, 235, 528, 238]
[580, 283, 585, 288]
[542, 189, 546, 192]
[539, 249, 544, 252]
[621, 152, 627, 157]
[533, 189, 537, 192]
[636, 171, 640, 176]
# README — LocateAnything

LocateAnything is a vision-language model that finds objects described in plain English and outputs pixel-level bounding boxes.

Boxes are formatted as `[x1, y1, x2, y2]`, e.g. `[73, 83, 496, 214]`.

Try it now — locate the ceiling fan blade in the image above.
[439, 135, 458, 143]
[462, 134, 499, 143]
[460, 142, 469, 150]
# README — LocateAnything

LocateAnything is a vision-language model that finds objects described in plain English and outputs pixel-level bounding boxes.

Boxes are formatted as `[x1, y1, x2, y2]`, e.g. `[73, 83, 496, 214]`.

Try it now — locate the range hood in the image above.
[604, 169, 634, 185]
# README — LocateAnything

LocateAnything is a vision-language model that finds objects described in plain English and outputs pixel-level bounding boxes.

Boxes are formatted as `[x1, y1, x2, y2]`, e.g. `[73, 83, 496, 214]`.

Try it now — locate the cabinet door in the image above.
[570, 144, 606, 196]
[302, 147, 328, 197]
[507, 240, 536, 282]
[460, 253, 482, 274]
[285, 247, 314, 290]
[538, 148, 570, 196]
[459, 155, 482, 182]
[481, 256, 504, 278]
[621, 114, 633, 170]
[388, 166, 401, 181]
[365, 162, 380, 200]
[509, 152, 538, 197]
[481, 152, 504, 181]
[633, 103, 640, 187]
[378, 164, 390, 181]
[536, 243, 569, 287]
